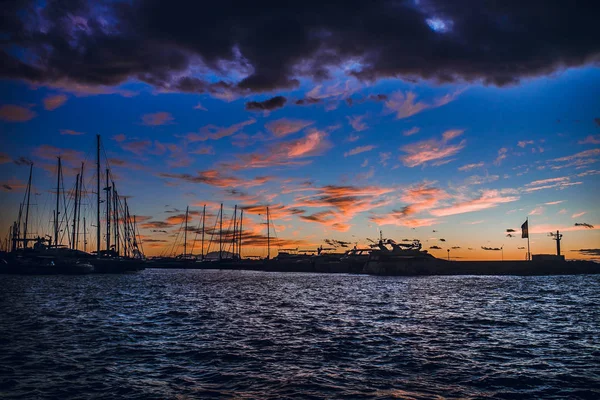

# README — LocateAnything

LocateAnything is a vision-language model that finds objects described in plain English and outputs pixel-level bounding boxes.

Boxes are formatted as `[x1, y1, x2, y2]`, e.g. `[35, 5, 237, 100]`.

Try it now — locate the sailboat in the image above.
[88, 135, 145, 273]
[0, 159, 94, 274]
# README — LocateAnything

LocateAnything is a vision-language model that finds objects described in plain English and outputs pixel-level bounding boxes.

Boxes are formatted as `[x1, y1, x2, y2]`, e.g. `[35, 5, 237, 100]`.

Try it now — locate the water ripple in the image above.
[1, 270, 599, 399]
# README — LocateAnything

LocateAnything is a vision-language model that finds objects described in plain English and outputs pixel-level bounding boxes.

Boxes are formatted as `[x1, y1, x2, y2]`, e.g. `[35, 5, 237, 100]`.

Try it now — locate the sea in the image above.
[1, 269, 599, 399]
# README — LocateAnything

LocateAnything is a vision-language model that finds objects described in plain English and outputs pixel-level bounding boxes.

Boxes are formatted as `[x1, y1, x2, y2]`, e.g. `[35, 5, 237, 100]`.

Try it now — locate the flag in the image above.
[521, 220, 529, 238]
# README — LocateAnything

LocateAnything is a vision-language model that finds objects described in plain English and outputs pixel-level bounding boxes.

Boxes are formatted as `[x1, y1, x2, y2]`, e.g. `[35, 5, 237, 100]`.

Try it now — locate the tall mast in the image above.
[239, 210, 243, 259]
[201, 205, 206, 260]
[54, 157, 62, 247]
[184, 205, 189, 257]
[113, 183, 119, 256]
[267, 206, 270, 260]
[96, 134, 101, 256]
[76, 164, 83, 250]
[71, 172, 80, 250]
[232, 205, 237, 258]
[83, 216, 87, 253]
[124, 198, 130, 258]
[105, 168, 110, 254]
[219, 203, 223, 260]
[23, 163, 33, 249]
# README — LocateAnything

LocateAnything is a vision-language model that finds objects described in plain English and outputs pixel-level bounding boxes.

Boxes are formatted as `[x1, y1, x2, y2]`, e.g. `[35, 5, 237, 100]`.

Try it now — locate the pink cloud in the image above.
[0, 152, 11, 164]
[347, 114, 368, 132]
[0, 105, 36, 122]
[113, 134, 126, 142]
[193, 103, 207, 111]
[517, 140, 534, 148]
[553, 149, 600, 162]
[403, 127, 420, 136]
[186, 119, 255, 141]
[458, 162, 484, 171]
[60, 129, 84, 135]
[141, 112, 174, 126]
[43, 94, 68, 110]
[385, 90, 462, 119]
[578, 135, 600, 145]
[494, 148, 508, 166]
[430, 189, 520, 217]
[344, 145, 377, 157]
[265, 118, 314, 138]
[572, 211, 586, 218]
[400, 129, 465, 167]
[529, 206, 545, 215]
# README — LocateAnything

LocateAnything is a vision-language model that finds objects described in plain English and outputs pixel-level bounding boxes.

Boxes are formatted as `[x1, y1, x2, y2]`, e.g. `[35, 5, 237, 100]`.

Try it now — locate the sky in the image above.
[1, 0, 599, 260]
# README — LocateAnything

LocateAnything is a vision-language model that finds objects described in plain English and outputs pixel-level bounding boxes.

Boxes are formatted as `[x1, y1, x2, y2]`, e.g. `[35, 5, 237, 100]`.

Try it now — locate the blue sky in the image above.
[1, 1, 599, 259]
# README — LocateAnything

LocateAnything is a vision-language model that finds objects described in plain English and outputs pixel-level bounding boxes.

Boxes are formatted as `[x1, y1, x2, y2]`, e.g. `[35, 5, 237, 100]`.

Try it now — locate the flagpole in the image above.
[527, 217, 531, 261]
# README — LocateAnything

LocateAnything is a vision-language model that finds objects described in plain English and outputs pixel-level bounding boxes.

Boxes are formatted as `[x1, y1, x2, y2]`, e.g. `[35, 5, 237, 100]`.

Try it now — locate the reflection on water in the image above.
[1, 270, 599, 399]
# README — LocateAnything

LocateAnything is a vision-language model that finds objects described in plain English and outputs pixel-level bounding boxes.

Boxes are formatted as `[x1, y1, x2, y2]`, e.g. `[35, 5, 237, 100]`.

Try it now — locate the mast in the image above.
[526, 217, 531, 261]
[201, 205, 206, 260]
[96, 134, 101, 257]
[124, 198, 130, 258]
[267, 206, 270, 260]
[83, 216, 87, 252]
[22, 163, 33, 249]
[232, 205, 237, 258]
[105, 169, 110, 254]
[54, 157, 62, 247]
[219, 203, 223, 260]
[75, 164, 83, 250]
[113, 182, 119, 256]
[71, 172, 80, 250]
[239, 210, 243, 259]
[184, 205, 189, 257]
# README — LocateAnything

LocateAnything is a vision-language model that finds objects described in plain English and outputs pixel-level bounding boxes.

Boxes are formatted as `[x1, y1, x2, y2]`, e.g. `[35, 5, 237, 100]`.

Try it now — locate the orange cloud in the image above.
[43, 94, 68, 110]
[265, 118, 314, 137]
[400, 129, 465, 167]
[0, 105, 36, 122]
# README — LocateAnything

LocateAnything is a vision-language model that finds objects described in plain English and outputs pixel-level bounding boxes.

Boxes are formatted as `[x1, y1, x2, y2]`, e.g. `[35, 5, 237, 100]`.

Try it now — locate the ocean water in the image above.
[1, 270, 599, 399]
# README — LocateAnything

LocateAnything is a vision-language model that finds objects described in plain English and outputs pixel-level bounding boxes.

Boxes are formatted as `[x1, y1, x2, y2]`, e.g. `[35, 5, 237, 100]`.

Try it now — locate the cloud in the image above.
[578, 135, 600, 145]
[0, 153, 11, 164]
[385, 90, 461, 119]
[595, 118, 600, 127]
[572, 248, 600, 257]
[494, 148, 508, 166]
[245, 96, 287, 112]
[0, 105, 36, 122]
[344, 145, 377, 157]
[265, 118, 314, 138]
[430, 245, 442, 250]
[463, 174, 499, 185]
[552, 149, 600, 162]
[523, 176, 582, 192]
[529, 206, 544, 216]
[403, 127, 420, 136]
[400, 129, 465, 167]
[574, 223, 594, 229]
[32, 145, 84, 167]
[481, 246, 502, 251]
[159, 170, 273, 189]
[113, 134, 126, 142]
[194, 102, 207, 111]
[458, 162, 484, 171]
[2, 2, 600, 95]
[43, 94, 68, 110]
[517, 140, 534, 148]
[347, 115, 368, 132]
[430, 189, 519, 217]
[545, 200, 565, 205]
[186, 119, 256, 142]
[121, 140, 152, 156]
[60, 129, 84, 135]
[141, 112, 174, 126]
[572, 211, 586, 218]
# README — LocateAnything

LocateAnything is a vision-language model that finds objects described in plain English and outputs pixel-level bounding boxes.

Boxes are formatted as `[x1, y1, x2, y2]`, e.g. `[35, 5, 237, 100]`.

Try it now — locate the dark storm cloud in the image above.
[2, 0, 600, 95]
[245, 96, 287, 112]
